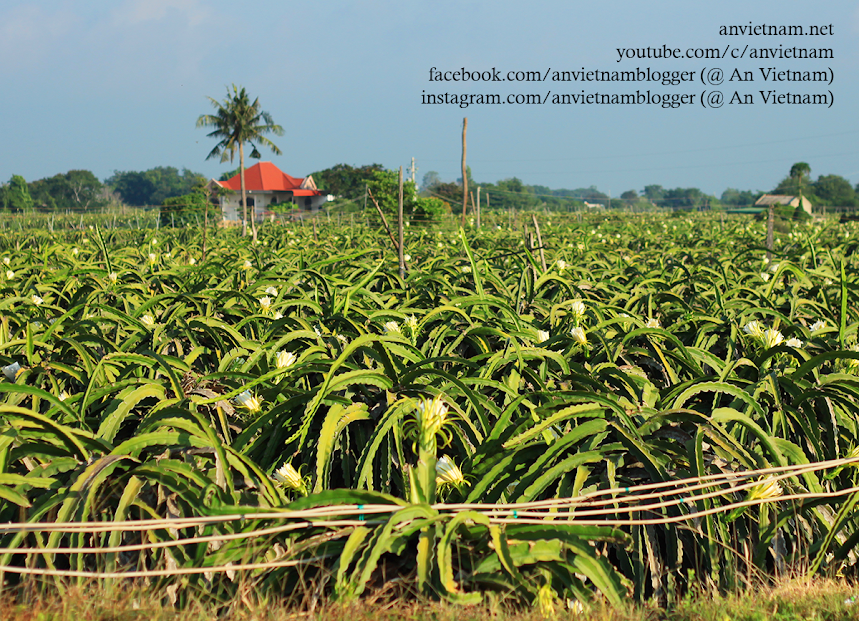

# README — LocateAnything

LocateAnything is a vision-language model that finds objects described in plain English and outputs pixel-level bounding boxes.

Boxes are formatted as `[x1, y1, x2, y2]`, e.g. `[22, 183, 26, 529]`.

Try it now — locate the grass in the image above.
[4, 578, 859, 621]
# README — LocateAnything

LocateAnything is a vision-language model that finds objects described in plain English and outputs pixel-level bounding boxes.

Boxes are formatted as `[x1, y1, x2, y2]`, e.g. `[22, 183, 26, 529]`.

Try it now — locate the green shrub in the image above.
[159, 191, 207, 227]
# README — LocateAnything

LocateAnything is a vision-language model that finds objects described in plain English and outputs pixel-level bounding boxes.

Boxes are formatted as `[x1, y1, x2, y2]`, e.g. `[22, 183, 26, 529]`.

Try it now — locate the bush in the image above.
[160, 192, 207, 227]
[367, 170, 448, 223]
[414, 196, 450, 222]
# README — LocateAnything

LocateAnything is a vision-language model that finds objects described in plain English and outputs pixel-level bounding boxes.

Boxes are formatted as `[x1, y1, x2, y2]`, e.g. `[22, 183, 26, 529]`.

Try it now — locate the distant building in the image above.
[211, 162, 327, 222]
[754, 194, 813, 215]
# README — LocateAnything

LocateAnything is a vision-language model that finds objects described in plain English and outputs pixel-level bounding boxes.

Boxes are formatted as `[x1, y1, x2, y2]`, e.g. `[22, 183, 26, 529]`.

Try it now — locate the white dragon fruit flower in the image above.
[275, 351, 297, 369]
[570, 326, 587, 345]
[762, 329, 784, 349]
[436, 455, 466, 488]
[235, 389, 263, 412]
[273, 462, 307, 495]
[743, 320, 764, 337]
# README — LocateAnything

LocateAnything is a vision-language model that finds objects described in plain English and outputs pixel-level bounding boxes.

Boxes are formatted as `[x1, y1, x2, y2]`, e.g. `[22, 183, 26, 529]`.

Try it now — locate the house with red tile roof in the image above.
[210, 162, 328, 222]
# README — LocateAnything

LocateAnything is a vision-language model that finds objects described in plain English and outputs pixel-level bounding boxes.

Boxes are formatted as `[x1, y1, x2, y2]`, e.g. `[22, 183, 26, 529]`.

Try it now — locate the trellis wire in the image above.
[1, 456, 856, 579]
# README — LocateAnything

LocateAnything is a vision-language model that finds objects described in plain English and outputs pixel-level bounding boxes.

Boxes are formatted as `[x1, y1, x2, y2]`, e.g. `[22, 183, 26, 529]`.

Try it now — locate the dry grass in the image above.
[3, 577, 859, 621]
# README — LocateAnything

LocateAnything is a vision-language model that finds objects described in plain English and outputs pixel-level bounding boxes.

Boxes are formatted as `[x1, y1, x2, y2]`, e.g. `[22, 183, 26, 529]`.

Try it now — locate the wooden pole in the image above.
[203, 194, 208, 261]
[398, 166, 405, 280]
[531, 214, 547, 272]
[766, 203, 775, 261]
[460, 117, 468, 227]
[525, 225, 538, 282]
[239, 144, 248, 239]
[367, 187, 399, 253]
[476, 187, 481, 228]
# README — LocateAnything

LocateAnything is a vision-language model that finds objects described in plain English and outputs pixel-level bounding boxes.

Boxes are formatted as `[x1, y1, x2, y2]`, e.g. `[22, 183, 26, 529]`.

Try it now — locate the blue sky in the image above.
[2, 0, 857, 199]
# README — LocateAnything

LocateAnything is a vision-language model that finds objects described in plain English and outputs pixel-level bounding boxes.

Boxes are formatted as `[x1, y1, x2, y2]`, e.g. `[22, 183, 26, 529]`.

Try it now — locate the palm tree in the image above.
[789, 162, 811, 195]
[196, 85, 284, 242]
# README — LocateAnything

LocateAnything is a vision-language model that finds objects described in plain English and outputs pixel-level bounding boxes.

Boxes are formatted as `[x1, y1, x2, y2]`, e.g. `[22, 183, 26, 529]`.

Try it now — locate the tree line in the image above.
[0, 167, 208, 213]
[3, 160, 858, 214]
[418, 162, 859, 212]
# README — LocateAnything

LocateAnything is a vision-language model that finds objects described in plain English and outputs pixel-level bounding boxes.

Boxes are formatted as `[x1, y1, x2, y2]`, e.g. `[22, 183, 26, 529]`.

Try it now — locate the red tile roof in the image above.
[215, 162, 321, 194]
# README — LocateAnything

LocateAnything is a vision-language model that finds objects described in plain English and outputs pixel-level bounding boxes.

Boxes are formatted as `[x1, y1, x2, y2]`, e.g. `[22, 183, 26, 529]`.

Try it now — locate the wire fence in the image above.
[1, 456, 855, 580]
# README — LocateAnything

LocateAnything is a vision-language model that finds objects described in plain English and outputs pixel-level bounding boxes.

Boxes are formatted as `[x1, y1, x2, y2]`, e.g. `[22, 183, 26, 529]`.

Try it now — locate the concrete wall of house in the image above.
[221, 191, 327, 221]
[221, 192, 266, 222]
[293, 195, 328, 212]
[787, 197, 813, 214]
[221, 196, 239, 222]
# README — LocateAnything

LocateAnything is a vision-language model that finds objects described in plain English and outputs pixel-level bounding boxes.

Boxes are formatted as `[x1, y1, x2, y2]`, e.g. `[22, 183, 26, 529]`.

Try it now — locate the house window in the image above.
[304, 198, 312, 208]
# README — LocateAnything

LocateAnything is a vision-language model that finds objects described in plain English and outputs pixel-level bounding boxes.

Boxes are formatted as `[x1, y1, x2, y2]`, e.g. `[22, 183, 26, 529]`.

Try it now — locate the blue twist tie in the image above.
[358, 504, 365, 521]
[513, 510, 518, 519]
